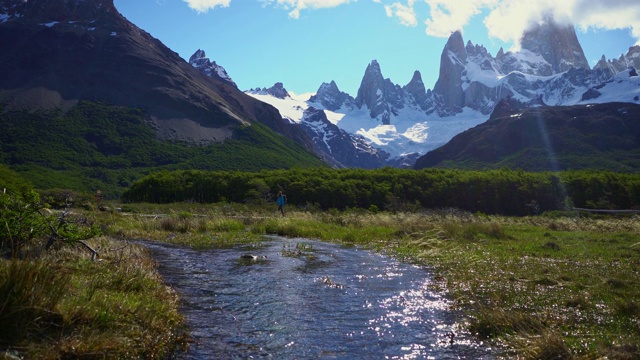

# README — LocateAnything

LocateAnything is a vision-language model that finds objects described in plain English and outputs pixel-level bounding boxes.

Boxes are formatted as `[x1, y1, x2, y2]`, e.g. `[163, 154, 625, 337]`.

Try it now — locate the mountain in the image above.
[308, 81, 355, 112]
[243, 83, 390, 168]
[354, 60, 406, 125]
[0, 0, 325, 194]
[0, 0, 313, 149]
[240, 15, 638, 168]
[413, 100, 640, 171]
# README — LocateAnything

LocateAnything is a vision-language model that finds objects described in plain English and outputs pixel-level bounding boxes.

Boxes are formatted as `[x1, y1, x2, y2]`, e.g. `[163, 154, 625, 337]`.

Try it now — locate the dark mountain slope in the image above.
[0, 100, 325, 196]
[0, 0, 312, 148]
[414, 101, 640, 172]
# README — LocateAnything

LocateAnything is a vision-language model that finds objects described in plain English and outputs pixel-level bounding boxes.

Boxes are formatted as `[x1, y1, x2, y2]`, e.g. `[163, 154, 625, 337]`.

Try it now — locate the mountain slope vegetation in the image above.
[0, 101, 325, 196]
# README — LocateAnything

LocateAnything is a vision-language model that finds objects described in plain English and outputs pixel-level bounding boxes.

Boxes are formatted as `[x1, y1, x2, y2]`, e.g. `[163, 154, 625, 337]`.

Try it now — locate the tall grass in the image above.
[0, 237, 186, 359]
[0, 259, 69, 344]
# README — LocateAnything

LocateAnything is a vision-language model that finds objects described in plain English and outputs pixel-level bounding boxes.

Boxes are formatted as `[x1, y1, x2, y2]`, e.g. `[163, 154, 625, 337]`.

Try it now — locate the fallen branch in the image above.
[77, 240, 99, 261]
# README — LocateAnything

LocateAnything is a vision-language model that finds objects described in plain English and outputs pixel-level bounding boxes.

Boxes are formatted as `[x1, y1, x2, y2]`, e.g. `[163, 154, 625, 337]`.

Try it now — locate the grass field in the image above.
[3, 201, 639, 358]
[98, 203, 640, 359]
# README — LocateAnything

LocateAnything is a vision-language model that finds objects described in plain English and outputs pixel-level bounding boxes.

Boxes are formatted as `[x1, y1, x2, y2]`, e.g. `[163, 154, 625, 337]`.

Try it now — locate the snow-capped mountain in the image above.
[189, 49, 237, 88]
[191, 15, 640, 168]
[431, 17, 639, 116]
[244, 83, 391, 168]
[308, 81, 355, 112]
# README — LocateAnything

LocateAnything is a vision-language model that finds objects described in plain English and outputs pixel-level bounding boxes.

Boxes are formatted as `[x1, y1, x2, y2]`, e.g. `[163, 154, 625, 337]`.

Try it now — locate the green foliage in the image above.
[122, 168, 640, 216]
[0, 100, 325, 197]
[0, 190, 50, 257]
[0, 190, 101, 258]
[0, 164, 33, 194]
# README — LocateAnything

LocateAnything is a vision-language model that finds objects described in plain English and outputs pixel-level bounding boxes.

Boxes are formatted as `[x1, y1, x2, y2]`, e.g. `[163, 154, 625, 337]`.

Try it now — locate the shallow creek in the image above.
[141, 236, 495, 359]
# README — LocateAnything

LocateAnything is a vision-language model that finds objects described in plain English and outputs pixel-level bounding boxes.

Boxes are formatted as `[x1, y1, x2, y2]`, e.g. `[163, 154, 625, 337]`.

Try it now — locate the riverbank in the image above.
[0, 236, 186, 359]
[100, 203, 640, 359]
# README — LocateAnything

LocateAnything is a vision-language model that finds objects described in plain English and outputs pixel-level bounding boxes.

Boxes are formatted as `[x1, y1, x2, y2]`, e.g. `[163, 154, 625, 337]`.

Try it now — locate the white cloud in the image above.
[424, 0, 497, 37]
[262, 0, 355, 19]
[182, 0, 231, 13]
[385, 0, 418, 27]
[421, 0, 640, 47]
[183, 0, 640, 46]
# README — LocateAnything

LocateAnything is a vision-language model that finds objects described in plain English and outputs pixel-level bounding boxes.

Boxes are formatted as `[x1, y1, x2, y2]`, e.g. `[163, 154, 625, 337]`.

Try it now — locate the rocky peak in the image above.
[591, 45, 640, 77]
[496, 47, 505, 59]
[1, 0, 119, 24]
[355, 60, 404, 125]
[444, 30, 467, 60]
[432, 30, 468, 112]
[188, 49, 237, 88]
[593, 55, 616, 77]
[403, 70, 428, 109]
[519, 15, 589, 74]
[265, 82, 289, 99]
[309, 80, 354, 111]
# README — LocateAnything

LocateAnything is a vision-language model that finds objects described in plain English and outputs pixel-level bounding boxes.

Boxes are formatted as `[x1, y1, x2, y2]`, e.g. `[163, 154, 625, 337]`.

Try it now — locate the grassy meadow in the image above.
[94, 202, 640, 359]
[2, 198, 639, 359]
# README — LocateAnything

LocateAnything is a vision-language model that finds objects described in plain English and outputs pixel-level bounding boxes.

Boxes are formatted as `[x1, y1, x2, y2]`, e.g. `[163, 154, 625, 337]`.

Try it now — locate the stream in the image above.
[141, 236, 495, 359]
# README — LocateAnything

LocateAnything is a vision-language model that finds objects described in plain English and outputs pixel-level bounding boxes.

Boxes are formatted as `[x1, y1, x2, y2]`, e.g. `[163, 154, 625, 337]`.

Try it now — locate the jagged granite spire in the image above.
[355, 60, 404, 125]
[403, 70, 429, 110]
[520, 15, 590, 74]
[432, 30, 467, 112]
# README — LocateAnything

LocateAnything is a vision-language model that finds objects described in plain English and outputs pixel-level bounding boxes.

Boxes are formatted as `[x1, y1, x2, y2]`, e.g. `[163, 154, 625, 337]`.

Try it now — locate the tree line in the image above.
[121, 168, 640, 216]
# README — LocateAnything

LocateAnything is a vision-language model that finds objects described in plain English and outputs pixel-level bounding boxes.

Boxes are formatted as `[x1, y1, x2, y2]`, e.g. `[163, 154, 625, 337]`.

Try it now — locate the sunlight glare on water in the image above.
[142, 237, 494, 359]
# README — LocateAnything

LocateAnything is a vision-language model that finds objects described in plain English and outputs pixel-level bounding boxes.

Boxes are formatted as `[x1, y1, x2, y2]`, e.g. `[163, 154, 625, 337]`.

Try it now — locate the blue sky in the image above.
[113, 0, 639, 96]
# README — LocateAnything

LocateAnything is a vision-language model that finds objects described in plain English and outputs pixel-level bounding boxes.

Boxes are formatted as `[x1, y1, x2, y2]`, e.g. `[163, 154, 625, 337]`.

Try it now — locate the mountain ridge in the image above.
[413, 101, 640, 171]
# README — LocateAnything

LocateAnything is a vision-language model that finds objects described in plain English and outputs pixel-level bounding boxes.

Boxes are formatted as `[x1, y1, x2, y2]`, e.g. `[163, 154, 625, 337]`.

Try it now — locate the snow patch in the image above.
[41, 21, 59, 27]
[578, 71, 640, 105]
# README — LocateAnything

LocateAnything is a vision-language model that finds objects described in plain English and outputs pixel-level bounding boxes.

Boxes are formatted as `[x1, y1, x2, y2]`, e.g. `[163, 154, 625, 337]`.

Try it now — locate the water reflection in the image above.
[141, 237, 494, 359]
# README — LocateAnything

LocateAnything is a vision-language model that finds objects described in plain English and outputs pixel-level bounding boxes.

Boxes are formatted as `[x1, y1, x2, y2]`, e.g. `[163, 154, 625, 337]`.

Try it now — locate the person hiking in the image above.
[276, 191, 287, 216]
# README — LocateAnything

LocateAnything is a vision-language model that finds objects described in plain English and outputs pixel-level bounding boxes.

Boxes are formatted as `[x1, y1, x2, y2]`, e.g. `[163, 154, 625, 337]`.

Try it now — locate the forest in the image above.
[121, 168, 640, 216]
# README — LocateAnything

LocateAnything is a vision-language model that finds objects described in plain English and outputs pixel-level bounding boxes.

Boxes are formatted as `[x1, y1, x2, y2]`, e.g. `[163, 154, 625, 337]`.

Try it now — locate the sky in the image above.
[112, 0, 640, 96]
